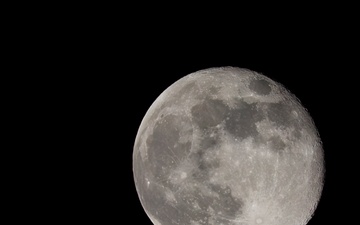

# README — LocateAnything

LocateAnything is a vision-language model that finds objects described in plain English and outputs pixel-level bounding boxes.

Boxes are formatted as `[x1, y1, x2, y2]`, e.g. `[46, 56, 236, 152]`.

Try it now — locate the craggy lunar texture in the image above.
[133, 67, 324, 225]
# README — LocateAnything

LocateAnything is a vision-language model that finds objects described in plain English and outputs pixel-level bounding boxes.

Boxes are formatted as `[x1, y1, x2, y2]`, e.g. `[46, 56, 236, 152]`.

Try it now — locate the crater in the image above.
[249, 78, 272, 95]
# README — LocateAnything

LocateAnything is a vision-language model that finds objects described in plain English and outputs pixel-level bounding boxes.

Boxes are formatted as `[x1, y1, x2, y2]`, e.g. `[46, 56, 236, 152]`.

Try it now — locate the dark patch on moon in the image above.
[200, 135, 219, 150]
[266, 102, 294, 127]
[191, 99, 229, 129]
[225, 101, 264, 140]
[265, 102, 303, 139]
[191, 98, 265, 140]
[267, 136, 286, 153]
[173, 185, 243, 225]
[139, 183, 244, 225]
[199, 129, 221, 150]
[249, 78, 272, 95]
[187, 126, 223, 184]
[146, 114, 193, 183]
[208, 184, 243, 218]
[198, 153, 221, 171]
[188, 149, 220, 183]
[189, 155, 210, 182]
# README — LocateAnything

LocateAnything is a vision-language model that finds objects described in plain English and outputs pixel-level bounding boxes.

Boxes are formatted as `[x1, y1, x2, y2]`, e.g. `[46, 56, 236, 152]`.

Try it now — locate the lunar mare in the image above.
[133, 67, 324, 225]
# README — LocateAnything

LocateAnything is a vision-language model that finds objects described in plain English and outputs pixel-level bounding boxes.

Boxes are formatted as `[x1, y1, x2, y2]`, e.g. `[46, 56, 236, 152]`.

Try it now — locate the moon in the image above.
[133, 67, 324, 225]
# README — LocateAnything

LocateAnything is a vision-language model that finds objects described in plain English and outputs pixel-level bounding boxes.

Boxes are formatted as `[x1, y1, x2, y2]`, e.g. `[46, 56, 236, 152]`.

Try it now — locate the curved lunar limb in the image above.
[133, 67, 324, 225]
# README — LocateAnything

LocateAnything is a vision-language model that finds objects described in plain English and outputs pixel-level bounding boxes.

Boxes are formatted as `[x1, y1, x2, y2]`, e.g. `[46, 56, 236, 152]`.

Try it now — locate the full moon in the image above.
[133, 67, 324, 225]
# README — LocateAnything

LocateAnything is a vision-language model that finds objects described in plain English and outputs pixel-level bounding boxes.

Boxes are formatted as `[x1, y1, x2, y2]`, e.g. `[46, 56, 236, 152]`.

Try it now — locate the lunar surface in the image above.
[133, 67, 324, 225]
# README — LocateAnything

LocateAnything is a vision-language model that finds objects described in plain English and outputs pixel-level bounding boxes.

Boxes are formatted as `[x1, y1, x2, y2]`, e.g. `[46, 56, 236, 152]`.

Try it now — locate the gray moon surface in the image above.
[133, 67, 324, 225]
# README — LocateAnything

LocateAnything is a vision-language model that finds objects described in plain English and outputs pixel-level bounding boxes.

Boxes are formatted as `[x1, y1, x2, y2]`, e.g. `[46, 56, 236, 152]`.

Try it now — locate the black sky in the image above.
[16, 2, 360, 223]
[57, 16, 356, 224]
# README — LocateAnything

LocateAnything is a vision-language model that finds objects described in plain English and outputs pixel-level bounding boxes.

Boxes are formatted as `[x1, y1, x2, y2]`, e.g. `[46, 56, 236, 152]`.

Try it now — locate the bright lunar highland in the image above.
[133, 67, 324, 225]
